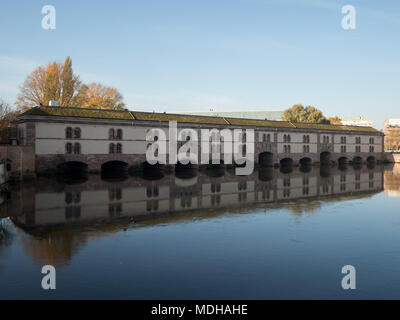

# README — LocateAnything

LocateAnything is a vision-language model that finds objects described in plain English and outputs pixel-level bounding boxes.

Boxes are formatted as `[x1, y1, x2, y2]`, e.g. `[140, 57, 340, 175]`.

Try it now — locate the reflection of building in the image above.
[3, 166, 384, 267]
[383, 119, 400, 151]
[384, 164, 400, 197]
[8, 166, 384, 230]
[341, 118, 373, 127]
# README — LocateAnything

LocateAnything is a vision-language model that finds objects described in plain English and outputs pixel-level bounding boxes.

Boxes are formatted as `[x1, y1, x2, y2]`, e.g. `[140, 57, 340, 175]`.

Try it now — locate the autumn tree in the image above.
[77, 82, 125, 110]
[15, 57, 82, 110]
[328, 116, 342, 125]
[282, 104, 330, 124]
[15, 57, 125, 111]
[0, 98, 17, 130]
[385, 128, 400, 150]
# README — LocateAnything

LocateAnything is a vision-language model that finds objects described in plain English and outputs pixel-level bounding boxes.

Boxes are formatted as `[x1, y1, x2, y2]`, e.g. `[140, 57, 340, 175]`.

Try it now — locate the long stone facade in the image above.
[13, 106, 385, 173]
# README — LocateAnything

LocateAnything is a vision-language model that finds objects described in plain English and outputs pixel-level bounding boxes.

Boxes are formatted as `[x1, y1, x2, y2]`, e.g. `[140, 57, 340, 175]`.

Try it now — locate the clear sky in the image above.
[1, 0, 399, 128]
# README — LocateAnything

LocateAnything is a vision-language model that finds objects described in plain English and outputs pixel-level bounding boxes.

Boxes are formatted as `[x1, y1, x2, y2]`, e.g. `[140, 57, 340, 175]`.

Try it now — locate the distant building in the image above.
[175, 110, 284, 121]
[383, 119, 400, 151]
[341, 117, 374, 127]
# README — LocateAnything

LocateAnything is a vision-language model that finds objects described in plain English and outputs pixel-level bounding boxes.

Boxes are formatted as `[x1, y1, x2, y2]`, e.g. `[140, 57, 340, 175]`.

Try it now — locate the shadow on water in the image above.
[57, 172, 89, 185]
[280, 165, 293, 174]
[129, 162, 164, 181]
[299, 165, 312, 173]
[203, 167, 225, 178]
[259, 167, 274, 181]
[320, 165, 331, 178]
[175, 162, 197, 179]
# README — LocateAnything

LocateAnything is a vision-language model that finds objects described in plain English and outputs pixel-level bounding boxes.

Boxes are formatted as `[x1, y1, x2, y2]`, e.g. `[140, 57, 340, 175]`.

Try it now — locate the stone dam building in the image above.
[8, 105, 385, 177]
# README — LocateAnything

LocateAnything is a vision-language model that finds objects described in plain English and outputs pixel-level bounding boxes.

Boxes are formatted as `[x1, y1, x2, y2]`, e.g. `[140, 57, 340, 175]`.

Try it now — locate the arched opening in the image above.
[367, 156, 376, 163]
[320, 152, 331, 165]
[299, 157, 312, 167]
[58, 161, 88, 173]
[280, 165, 293, 174]
[134, 162, 164, 180]
[280, 158, 293, 167]
[101, 161, 128, 180]
[367, 156, 376, 169]
[338, 157, 348, 166]
[353, 156, 362, 164]
[57, 161, 88, 183]
[320, 165, 330, 178]
[300, 165, 312, 173]
[259, 152, 274, 167]
[175, 162, 197, 179]
[204, 159, 225, 177]
[258, 167, 274, 181]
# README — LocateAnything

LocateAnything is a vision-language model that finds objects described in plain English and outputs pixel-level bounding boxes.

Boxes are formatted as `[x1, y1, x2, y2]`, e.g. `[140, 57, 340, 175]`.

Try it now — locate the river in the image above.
[1, 164, 400, 299]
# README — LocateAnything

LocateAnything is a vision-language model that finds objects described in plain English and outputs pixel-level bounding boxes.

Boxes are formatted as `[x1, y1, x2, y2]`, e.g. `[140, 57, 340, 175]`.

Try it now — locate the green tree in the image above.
[283, 104, 330, 124]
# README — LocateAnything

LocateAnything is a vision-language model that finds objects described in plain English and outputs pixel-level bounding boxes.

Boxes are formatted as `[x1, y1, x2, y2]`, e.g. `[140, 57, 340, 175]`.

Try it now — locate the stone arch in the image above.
[101, 161, 128, 173]
[280, 157, 293, 167]
[299, 157, 312, 167]
[367, 156, 376, 163]
[353, 156, 363, 164]
[58, 161, 88, 173]
[320, 152, 331, 165]
[258, 152, 274, 167]
[338, 157, 348, 166]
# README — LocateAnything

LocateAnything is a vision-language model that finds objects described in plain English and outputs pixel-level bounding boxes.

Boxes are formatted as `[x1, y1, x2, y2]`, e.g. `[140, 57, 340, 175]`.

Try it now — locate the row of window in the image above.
[109, 128, 123, 140]
[66, 143, 81, 154]
[283, 145, 291, 153]
[66, 127, 124, 140]
[262, 133, 272, 143]
[65, 127, 376, 147]
[66, 127, 81, 139]
[66, 143, 124, 154]
[109, 143, 123, 154]
[322, 135, 330, 143]
[283, 134, 291, 143]
[67, 143, 375, 155]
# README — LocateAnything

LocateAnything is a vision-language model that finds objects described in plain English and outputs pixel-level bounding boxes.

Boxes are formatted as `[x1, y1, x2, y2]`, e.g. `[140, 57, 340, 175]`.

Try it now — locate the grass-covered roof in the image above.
[19, 106, 381, 133]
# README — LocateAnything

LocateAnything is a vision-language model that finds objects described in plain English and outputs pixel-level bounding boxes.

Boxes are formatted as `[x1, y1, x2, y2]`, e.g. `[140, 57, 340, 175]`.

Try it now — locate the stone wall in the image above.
[0, 145, 35, 181]
[384, 152, 400, 163]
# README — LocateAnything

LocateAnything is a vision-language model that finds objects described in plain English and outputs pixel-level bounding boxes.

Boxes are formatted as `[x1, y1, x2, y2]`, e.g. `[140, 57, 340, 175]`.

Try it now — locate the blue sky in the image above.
[1, 0, 399, 128]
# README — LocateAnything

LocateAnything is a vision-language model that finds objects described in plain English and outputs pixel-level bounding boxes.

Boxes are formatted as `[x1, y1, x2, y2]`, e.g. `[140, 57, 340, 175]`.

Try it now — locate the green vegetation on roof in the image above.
[131, 111, 227, 125]
[22, 106, 132, 120]
[19, 106, 381, 133]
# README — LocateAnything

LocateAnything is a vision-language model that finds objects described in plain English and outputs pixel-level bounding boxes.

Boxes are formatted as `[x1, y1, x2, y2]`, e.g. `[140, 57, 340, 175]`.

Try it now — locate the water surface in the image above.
[1, 164, 400, 299]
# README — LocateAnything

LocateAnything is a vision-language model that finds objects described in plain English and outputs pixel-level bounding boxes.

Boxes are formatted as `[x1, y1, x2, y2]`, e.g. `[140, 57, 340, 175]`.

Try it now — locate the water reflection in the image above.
[0, 165, 386, 267]
[384, 164, 400, 197]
